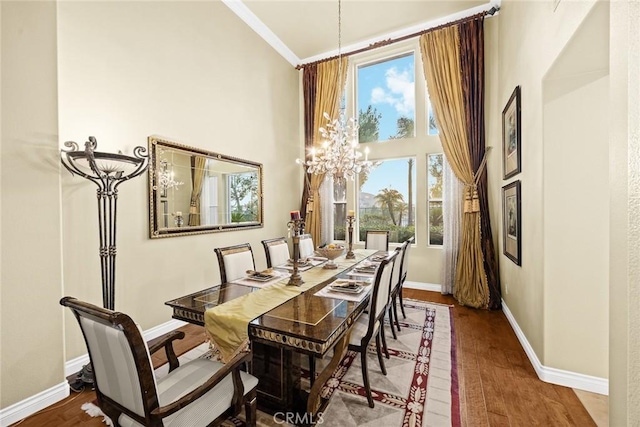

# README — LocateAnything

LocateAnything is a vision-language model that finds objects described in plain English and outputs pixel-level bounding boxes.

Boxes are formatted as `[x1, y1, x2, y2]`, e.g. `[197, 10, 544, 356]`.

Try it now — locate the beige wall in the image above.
[0, 1, 65, 408]
[491, 0, 608, 378]
[0, 0, 300, 409]
[609, 1, 640, 423]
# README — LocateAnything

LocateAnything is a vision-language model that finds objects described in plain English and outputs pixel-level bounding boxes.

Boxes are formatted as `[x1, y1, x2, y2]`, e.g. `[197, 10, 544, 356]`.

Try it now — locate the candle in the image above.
[290, 210, 300, 220]
[348, 210, 355, 217]
[175, 211, 182, 216]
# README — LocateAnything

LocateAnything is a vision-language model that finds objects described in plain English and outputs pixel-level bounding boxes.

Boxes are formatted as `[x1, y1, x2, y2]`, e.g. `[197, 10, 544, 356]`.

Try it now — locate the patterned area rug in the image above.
[83, 300, 459, 427]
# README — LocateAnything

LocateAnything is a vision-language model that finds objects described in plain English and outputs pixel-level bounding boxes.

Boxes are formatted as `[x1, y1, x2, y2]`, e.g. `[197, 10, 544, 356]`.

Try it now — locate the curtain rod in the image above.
[295, 6, 499, 70]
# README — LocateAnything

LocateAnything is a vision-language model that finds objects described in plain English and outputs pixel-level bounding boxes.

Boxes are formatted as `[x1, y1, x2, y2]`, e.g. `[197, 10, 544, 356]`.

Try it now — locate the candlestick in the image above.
[346, 214, 355, 259]
[287, 217, 306, 286]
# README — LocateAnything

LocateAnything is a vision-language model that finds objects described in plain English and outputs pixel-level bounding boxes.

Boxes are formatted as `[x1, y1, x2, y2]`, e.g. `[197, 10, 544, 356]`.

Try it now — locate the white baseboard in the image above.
[0, 382, 69, 427]
[65, 318, 187, 376]
[404, 281, 442, 292]
[501, 299, 608, 395]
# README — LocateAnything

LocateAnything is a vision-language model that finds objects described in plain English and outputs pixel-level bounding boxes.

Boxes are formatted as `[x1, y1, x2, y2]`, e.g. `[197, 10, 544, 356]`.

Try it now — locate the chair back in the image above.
[365, 230, 390, 251]
[367, 252, 398, 331]
[60, 297, 158, 422]
[262, 237, 290, 268]
[298, 234, 315, 258]
[215, 243, 256, 283]
[400, 236, 414, 283]
[390, 246, 403, 294]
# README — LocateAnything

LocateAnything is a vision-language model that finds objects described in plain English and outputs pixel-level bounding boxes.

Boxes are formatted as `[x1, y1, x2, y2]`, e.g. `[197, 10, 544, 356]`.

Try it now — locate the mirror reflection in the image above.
[148, 136, 263, 238]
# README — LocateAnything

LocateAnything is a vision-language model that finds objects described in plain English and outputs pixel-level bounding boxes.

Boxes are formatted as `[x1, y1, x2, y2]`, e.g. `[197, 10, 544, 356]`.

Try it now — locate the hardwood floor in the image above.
[11, 290, 596, 426]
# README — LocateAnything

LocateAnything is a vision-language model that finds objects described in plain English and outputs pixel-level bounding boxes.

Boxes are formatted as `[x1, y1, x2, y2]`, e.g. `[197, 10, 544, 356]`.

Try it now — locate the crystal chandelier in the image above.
[157, 159, 184, 191]
[298, 0, 378, 182]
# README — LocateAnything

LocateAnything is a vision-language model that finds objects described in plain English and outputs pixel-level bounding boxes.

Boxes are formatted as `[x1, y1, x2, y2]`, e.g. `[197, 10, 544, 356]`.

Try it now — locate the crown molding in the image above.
[221, 0, 300, 67]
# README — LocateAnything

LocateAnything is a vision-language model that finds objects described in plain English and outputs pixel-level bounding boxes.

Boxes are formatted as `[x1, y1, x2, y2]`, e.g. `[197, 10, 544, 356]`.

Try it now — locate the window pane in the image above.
[428, 201, 443, 245]
[334, 203, 346, 241]
[357, 53, 415, 142]
[427, 154, 444, 246]
[427, 96, 439, 135]
[358, 157, 416, 244]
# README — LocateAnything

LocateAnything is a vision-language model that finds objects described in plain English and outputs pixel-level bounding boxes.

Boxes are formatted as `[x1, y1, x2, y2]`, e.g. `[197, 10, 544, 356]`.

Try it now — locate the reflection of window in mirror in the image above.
[227, 172, 259, 223]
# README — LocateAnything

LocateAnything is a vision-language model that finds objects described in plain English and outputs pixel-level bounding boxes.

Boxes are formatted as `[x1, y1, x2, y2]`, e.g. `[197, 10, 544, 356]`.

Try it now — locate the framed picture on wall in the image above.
[502, 86, 521, 179]
[502, 180, 521, 266]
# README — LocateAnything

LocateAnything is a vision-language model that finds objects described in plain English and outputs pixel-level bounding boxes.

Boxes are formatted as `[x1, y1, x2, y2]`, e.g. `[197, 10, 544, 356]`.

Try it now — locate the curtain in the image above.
[441, 156, 463, 295]
[420, 24, 490, 309]
[459, 18, 501, 309]
[188, 156, 207, 226]
[300, 64, 317, 220]
[305, 57, 348, 245]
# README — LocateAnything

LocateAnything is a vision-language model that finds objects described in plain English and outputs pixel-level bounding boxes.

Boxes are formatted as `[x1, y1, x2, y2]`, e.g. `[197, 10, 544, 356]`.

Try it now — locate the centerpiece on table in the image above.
[315, 243, 345, 269]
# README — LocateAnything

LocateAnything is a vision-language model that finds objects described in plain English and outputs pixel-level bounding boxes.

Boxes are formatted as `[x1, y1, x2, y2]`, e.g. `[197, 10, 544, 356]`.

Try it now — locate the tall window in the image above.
[427, 154, 443, 245]
[358, 158, 416, 244]
[357, 53, 415, 143]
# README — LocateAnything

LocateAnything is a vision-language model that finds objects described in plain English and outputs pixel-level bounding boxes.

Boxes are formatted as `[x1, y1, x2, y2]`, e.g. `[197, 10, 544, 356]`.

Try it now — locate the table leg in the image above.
[306, 330, 352, 415]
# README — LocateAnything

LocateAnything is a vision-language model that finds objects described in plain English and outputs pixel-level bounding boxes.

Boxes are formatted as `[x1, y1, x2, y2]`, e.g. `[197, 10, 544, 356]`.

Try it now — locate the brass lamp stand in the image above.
[345, 214, 355, 259]
[287, 216, 305, 286]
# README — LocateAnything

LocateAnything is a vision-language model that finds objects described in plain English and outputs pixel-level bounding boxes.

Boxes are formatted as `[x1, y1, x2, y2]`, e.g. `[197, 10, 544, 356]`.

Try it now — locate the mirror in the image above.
[148, 136, 263, 238]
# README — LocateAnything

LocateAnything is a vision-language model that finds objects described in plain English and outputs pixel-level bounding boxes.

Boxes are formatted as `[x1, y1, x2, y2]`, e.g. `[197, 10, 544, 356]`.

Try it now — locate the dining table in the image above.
[165, 248, 387, 417]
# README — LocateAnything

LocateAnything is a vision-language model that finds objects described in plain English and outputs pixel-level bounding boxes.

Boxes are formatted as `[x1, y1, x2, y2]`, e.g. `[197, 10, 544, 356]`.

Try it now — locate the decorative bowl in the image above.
[315, 245, 345, 269]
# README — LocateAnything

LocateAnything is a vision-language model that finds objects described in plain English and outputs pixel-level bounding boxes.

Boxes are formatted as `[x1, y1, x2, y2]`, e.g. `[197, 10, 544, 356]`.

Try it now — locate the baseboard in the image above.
[65, 318, 187, 377]
[404, 281, 442, 292]
[501, 299, 608, 395]
[0, 381, 69, 427]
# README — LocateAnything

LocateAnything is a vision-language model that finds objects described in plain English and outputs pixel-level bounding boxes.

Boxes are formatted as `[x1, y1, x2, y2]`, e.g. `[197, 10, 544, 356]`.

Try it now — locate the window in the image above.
[427, 96, 439, 135]
[427, 154, 443, 245]
[227, 172, 259, 223]
[358, 158, 416, 244]
[357, 53, 415, 142]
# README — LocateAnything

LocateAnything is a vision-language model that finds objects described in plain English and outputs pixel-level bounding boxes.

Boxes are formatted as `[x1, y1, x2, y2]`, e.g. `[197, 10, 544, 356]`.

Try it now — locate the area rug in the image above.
[83, 300, 459, 427]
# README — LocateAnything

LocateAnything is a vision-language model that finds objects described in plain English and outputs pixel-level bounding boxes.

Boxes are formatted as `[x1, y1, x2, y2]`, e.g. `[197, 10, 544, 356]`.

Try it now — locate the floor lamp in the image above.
[61, 136, 148, 310]
[61, 136, 148, 390]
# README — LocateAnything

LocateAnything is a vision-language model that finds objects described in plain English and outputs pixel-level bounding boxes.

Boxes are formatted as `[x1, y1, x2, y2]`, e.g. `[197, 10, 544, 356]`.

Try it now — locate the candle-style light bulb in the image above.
[364, 146, 370, 162]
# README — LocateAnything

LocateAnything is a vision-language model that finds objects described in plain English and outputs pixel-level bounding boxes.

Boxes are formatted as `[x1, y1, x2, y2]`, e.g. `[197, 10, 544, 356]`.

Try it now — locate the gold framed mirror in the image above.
[148, 136, 263, 238]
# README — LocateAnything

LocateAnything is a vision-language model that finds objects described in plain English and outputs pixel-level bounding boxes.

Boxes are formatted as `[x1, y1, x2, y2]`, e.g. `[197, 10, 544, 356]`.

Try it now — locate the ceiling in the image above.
[224, 0, 498, 66]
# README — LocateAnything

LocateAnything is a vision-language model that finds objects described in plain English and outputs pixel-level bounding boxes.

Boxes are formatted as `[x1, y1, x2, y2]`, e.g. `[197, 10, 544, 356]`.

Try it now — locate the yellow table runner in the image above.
[204, 249, 373, 362]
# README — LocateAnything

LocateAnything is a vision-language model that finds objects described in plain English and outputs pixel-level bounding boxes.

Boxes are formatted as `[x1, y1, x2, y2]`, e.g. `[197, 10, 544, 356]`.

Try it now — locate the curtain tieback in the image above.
[463, 148, 491, 214]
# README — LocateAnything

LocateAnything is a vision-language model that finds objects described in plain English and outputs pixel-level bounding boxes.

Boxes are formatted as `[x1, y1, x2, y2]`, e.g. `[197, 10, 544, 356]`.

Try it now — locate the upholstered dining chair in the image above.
[215, 243, 256, 283]
[365, 230, 390, 252]
[298, 233, 315, 259]
[387, 240, 410, 337]
[261, 237, 290, 268]
[396, 236, 414, 320]
[60, 297, 258, 427]
[348, 251, 398, 408]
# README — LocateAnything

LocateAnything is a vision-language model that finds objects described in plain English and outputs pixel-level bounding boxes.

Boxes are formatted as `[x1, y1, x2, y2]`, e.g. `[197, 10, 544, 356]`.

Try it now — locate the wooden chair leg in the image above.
[309, 355, 316, 387]
[361, 350, 374, 408]
[380, 320, 390, 359]
[375, 332, 387, 376]
[393, 296, 401, 332]
[399, 285, 407, 319]
[388, 305, 398, 339]
[245, 388, 257, 427]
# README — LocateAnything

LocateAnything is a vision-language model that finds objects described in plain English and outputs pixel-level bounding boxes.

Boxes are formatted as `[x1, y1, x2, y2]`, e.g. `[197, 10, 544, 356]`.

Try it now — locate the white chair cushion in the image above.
[269, 243, 290, 267]
[223, 250, 254, 282]
[349, 315, 379, 347]
[299, 237, 314, 258]
[119, 358, 258, 427]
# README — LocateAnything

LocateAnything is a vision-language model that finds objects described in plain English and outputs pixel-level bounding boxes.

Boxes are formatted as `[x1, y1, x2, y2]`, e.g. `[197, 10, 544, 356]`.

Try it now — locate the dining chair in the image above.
[365, 230, 390, 252]
[60, 296, 258, 427]
[388, 240, 410, 337]
[298, 233, 315, 259]
[261, 237, 290, 268]
[215, 243, 256, 283]
[348, 251, 398, 408]
[397, 236, 414, 319]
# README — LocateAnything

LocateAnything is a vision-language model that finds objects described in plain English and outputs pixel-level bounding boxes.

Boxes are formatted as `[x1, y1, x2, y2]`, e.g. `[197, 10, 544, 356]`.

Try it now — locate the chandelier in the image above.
[298, 0, 378, 182]
[157, 159, 184, 191]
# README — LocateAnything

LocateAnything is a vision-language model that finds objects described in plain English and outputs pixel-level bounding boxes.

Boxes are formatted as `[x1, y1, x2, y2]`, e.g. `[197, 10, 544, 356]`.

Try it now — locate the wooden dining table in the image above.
[165, 249, 384, 417]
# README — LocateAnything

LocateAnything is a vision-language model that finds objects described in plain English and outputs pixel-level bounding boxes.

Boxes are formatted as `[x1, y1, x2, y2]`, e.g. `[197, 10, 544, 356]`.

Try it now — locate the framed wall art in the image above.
[502, 86, 521, 179]
[502, 180, 521, 266]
